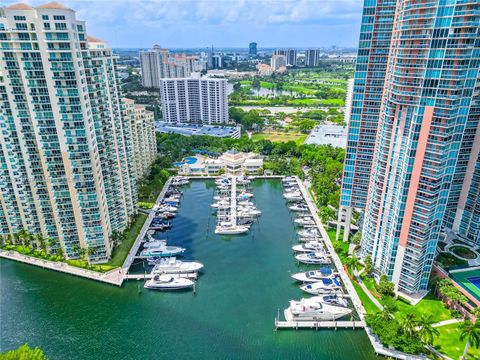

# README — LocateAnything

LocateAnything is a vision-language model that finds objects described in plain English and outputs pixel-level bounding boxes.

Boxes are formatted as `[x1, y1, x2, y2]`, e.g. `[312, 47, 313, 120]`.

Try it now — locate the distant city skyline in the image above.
[4, 0, 363, 48]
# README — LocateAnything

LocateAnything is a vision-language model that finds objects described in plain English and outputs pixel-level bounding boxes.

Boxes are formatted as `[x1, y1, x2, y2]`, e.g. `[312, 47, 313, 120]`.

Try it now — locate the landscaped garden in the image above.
[451, 245, 478, 259]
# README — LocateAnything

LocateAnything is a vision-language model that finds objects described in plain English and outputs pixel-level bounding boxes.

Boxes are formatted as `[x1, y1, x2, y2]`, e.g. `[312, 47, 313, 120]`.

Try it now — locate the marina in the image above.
[0, 179, 376, 359]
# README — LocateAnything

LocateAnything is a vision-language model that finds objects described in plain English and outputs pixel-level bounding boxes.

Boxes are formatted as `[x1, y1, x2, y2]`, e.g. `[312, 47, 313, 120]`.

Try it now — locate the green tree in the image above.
[416, 314, 439, 346]
[401, 313, 418, 337]
[0, 343, 48, 359]
[346, 254, 360, 270]
[460, 320, 480, 360]
[376, 275, 395, 296]
[364, 255, 373, 276]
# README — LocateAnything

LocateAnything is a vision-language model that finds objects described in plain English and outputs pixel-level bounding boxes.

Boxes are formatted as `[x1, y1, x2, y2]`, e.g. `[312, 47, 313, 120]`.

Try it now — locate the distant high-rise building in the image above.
[340, 0, 480, 295]
[274, 49, 297, 66]
[249, 42, 257, 56]
[211, 54, 222, 69]
[0, 2, 140, 262]
[159, 75, 229, 125]
[270, 55, 287, 71]
[305, 49, 321, 67]
[140, 45, 194, 88]
[123, 99, 158, 180]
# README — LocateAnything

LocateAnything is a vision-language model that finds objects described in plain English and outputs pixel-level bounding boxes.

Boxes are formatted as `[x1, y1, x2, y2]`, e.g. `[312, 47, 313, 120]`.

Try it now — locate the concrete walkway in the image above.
[122, 178, 172, 272]
[0, 250, 123, 286]
[432, 318, 463, 328]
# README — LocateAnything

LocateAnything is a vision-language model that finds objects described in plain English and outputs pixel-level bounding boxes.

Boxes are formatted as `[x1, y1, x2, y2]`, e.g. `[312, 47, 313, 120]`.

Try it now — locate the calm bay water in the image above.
[0, 180, 376, 360]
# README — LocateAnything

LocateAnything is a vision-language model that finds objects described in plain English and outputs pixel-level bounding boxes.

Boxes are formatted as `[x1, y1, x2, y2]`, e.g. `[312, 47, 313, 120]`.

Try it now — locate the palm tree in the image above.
[460, 320, 480, 360]
[380, 303, 395, 322]
[47, 238, 58, 254]
[346, 254, 361, 271]
[401, 313, 418, 337]
[86, 247, 96, 266]
[417, 314, 439, 346]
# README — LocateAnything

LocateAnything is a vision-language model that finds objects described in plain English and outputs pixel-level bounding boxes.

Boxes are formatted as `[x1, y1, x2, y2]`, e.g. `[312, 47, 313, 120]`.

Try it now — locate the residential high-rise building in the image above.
[341, 0, 480, 295]
[123, 99, 158, 180]
[159, 74, 229, 124]
[274, 49, 297, 66]
[0, 2, 139, 262]
[337, 0, 396, 241]
[305, 49, 322, 67]
[140, 45, 194, 88]
[270, 54, 287, 71]
[249, 42, 257, 56]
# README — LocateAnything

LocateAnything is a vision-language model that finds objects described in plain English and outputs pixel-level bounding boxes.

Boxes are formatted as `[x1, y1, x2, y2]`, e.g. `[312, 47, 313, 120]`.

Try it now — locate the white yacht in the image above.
[282, 176, 296, 183]
[151, 258, 204, 274]
[143, 240, 167, 248]
[291, 268, 337, 282]
[284, 297, 352, 321]
[300, 278, 343, 295]
[140, 244, 186, 257]
[289, 204, 309, 212]
[295, 252, 331, 265]
[284, 192, 303, 202]
[158, 205, 178, 213]
[144, 274, 194, 290]
[298, 229, 320, 238]
[215, 223, 249, 235]
[294, 217, 316, 226]
[315, 294, 349, 308]
[292, 241, 324, 253]
[211, 201, 230, 210]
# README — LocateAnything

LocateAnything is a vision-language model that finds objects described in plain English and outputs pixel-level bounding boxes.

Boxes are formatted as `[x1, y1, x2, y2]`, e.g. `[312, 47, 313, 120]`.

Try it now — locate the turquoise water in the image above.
[0, 180, 376, 359]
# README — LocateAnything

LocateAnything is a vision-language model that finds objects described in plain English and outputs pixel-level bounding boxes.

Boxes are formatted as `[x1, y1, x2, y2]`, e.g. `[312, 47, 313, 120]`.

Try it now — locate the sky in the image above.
[7, 0, 364, 49]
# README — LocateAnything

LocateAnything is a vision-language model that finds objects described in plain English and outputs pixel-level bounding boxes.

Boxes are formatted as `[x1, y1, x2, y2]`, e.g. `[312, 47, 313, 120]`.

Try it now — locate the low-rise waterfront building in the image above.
[176, 150, 263, 176]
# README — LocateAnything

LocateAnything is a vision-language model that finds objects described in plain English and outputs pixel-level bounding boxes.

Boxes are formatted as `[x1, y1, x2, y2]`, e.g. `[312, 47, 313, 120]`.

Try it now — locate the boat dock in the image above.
[275, 318, 365, 330]
[230, 176, 237, 226]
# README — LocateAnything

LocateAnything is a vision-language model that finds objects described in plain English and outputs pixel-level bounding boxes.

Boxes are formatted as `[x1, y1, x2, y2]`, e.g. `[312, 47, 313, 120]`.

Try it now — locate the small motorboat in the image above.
[156, 212, 176, 219]
[295, 252, 331, 265]
[158, 205, 178, 213]
[144, 274, 194, 290]
[151, 257, 204, 274]
[291, 268, 336, 283]
[211, 201, 230, 210]
[300, 278, 343, 295]
[292, 241, 324, 253]
[289, 204, 309, 212]
[282, 176, 296, 183]
[284, 297, 351, 321]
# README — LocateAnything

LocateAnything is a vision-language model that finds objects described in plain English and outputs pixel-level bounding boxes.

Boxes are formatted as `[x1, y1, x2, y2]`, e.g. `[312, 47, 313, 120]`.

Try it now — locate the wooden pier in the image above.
[125, 272, 197, 280]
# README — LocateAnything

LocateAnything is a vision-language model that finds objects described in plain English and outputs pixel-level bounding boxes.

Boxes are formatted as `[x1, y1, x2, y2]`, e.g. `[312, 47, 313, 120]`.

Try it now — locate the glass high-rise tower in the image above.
[0, 3, 139, 262]
[340, 0, 480, 294]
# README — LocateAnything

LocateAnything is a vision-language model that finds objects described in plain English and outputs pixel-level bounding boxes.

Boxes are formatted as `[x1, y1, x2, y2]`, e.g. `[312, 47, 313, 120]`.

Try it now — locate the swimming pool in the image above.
[184, 157, 197, 165]
[174, 157, 198, 167]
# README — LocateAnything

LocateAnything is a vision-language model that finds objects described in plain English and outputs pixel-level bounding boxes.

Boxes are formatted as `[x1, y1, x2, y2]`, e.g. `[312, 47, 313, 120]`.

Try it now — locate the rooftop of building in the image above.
[6, 2, 73, 11]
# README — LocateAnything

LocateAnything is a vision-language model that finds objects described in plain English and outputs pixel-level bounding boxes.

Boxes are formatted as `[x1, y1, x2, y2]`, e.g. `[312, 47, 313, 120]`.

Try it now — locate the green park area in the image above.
[251, 131, 307, 144]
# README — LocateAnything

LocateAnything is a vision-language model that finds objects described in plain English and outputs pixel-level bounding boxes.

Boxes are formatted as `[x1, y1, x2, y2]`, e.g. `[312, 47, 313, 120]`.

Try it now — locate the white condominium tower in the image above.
[140, 45, 194, 88]
[123, 98, 157, 179]
[160, 75, 229, 124]
[0, 2, 138, 262]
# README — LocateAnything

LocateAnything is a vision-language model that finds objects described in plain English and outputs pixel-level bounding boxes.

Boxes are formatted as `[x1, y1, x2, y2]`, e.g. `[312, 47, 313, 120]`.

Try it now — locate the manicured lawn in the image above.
[103, 213, 148, 268]
[436, 252, 469, 268]
[252, 131, 307, 144]
[350, 273, 381, 315]
[393, 293, 452, 323]
[434, 322, 480, 360]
